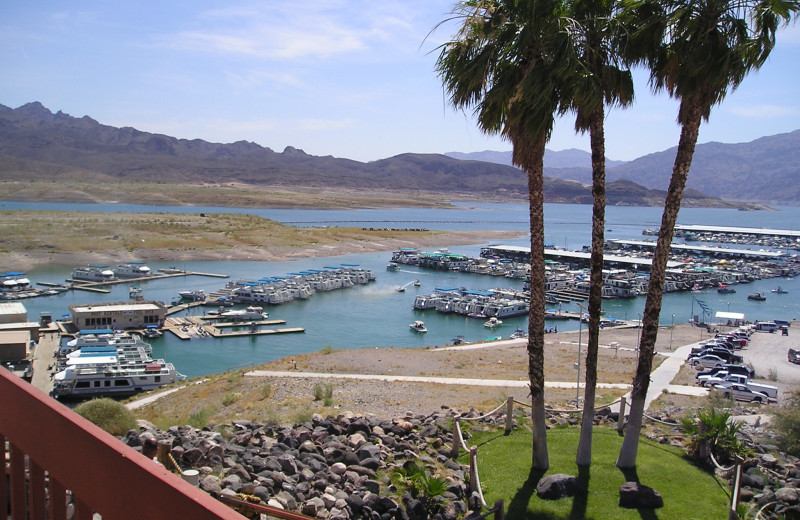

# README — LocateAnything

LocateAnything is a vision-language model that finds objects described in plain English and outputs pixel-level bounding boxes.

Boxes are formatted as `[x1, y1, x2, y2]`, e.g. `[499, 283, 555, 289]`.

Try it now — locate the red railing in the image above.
[0, 368, 245, 519]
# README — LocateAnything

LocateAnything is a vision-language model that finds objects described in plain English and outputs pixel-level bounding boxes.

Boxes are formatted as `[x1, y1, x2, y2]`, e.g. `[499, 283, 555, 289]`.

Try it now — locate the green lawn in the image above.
[459, 426, 730, 520]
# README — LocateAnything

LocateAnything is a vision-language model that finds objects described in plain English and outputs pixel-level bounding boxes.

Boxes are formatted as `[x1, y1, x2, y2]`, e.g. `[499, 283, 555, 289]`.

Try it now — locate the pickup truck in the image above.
[714, 375, 778, 400]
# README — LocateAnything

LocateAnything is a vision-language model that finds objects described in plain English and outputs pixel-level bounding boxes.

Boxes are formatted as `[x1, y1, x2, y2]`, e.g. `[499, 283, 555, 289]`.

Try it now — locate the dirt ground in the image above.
[249, 322, 708, 417]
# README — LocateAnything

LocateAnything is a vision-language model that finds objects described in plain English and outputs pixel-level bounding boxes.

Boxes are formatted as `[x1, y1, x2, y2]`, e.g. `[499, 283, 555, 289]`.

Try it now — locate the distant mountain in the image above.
[0, 102, 754, 208]
[446, 149, 627, 169]
[450, 131, 800, 204]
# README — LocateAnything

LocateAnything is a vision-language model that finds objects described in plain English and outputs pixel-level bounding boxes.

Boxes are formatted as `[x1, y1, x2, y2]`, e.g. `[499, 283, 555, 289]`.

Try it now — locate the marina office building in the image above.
[68, 301, 167, 330]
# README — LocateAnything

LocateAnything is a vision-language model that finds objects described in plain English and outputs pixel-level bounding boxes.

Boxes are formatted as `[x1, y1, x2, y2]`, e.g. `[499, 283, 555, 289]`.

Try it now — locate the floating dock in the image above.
[163, 316, 304, 340]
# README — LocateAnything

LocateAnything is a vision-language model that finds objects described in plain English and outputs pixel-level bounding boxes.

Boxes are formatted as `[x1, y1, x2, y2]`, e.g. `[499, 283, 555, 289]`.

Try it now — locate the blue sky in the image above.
[2, 1, 799, 163]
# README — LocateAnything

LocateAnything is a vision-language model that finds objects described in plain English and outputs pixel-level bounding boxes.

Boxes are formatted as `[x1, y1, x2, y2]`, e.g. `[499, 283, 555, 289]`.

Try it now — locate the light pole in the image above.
[670, 314, 675, 351]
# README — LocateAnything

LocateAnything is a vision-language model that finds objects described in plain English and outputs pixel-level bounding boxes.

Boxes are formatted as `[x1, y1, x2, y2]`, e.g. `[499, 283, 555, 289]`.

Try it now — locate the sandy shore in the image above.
[1, 229, 525, 272]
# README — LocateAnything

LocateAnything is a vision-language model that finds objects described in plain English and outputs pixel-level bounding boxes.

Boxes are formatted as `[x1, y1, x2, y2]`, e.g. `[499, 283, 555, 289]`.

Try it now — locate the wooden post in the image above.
[617, 397, 626, 433]
[469, 446, 478, 495]
[450, 416, 462, 459]
[493, 499, 505, 520]
[505, 397, 514, 434]
[157, 441, 172, 471]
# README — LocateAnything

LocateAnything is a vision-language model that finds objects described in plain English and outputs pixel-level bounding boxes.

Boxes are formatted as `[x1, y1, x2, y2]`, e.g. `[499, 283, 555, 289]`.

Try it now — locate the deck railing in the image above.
[0, 368, 245, 519]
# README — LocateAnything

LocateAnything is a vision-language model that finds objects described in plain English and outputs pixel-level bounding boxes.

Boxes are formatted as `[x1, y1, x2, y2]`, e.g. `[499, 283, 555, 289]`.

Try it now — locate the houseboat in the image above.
[72, 265, 116, 283]
[114, 262, 152, 278]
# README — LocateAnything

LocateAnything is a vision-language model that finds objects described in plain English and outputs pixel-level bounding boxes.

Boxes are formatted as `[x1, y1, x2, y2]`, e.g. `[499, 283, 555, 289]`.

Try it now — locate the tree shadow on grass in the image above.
[506, 467, 550, 520]
[568, 465, 590, 520]
[618, 467, 659, 520]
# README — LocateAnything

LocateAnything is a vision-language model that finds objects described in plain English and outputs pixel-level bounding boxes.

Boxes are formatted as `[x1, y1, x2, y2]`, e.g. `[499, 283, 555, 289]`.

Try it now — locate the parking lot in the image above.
[736, 327, 800, 396]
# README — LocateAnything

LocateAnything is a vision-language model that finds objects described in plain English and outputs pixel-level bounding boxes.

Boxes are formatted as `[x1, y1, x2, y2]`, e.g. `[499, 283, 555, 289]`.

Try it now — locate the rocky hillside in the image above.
[0, 102, 752, 208]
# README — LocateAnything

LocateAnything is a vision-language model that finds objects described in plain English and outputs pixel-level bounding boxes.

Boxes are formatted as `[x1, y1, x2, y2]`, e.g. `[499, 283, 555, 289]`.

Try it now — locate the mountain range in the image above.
[447, 129, 800, 205]
[0, 102, 792, 207]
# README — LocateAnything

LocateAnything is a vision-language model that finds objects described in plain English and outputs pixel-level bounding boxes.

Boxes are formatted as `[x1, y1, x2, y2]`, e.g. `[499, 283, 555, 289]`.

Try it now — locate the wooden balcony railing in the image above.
[0, 367, 245, 519]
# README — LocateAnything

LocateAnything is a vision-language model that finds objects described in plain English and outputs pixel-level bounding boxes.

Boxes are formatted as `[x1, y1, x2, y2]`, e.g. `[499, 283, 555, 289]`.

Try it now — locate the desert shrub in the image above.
[313, 383, 333, 401]
[771, 387, 800, 456]
[222, 392, 242, 406]
[74, 398, 136, 436]
[260, 383, 272, 400]
[187, 408, 211, 429]
[768, 367, 779, 382]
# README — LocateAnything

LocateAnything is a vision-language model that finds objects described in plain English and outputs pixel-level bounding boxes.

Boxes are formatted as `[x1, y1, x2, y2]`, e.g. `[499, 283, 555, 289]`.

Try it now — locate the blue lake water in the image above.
[7, 201, 800, 379]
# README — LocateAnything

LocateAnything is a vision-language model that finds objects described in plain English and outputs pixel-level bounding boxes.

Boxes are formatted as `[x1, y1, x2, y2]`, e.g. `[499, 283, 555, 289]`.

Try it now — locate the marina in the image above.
[3, 201, 800, 381]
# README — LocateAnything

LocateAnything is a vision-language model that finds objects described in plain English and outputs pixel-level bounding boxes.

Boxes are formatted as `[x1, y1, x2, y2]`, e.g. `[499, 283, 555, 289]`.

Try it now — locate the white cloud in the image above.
[728, 104, 800, 118]
[158, 1, 427, 61]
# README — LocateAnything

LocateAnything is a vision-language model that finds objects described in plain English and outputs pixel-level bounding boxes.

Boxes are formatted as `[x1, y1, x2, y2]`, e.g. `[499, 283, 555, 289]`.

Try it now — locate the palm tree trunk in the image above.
[576, 106, 606, 467]
[617, 102, 704, 469]
[515, 137, 549, 471]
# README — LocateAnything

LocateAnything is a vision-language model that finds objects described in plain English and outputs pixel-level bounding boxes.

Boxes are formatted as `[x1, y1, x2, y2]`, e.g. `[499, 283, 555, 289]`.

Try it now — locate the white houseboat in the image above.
[72, 265, 116, 283]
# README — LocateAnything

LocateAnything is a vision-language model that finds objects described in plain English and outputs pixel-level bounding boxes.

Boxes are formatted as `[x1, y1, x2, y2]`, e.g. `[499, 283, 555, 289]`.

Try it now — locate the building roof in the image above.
[69, 301, 165, 313]
[0, 302, 27, 316]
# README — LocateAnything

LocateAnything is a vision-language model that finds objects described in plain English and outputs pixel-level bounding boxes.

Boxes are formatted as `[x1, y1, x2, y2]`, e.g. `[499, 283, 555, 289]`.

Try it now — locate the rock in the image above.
[619, 482, 663, 509]
[302, 496, 327, 517]
[221, 473, 243, 492]
[776, 487, 800, 504]
[199, 475, 222, 494]
[331, 462, 348, 475]
[537, 473, 582, 500]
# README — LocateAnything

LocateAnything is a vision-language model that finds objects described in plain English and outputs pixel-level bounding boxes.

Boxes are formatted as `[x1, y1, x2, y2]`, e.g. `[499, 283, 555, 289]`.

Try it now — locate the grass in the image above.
[460, 427, 729, 520]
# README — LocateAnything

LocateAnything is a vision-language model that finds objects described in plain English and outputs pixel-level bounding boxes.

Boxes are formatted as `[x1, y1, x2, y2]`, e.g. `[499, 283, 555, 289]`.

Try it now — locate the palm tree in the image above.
[436, 0, 575, 470]
[566, 0, 635, 468]
[617, 0, 799, 469]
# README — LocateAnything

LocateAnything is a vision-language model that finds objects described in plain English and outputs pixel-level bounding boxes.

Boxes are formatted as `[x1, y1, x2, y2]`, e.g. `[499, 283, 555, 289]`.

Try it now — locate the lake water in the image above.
[7, 201, 800, 379]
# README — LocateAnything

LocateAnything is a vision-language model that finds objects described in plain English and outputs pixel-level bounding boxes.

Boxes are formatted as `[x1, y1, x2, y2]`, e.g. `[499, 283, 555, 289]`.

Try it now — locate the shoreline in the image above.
[0, 229, 526, 272]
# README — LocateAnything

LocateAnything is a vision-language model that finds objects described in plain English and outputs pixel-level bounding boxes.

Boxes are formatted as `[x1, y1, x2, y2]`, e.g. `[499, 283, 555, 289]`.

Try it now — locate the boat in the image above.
[386, 263, 399, 272]
[178, 290, 207, 301]
[717, 285, 736, 294]
[114, 262, 152, 278]
[52, 342, 185, 399]
[64, 330, 152, 355]
[484, 316, 503, 328]
[409, 320, 427, 333]
[451, 335, 467, 345]
[142, 325, 163, 339]
[72, 265, 115, 282]
[510, 328, 528, 339]
[772, 286, 788, 294]
[747, 292, 766, 301]
[219, 306, 269, 321]
[413, 280, 421, 287]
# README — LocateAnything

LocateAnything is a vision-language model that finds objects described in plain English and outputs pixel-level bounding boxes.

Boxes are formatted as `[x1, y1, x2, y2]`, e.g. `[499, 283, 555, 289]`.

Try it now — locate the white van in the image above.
[754, 321, 778, 332]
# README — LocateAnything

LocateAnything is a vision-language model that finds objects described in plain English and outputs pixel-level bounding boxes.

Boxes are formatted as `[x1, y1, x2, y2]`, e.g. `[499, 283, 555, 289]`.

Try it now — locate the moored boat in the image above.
[409, 320, 427, 333]
[178, 290, 207, 301]
[219, 306, 269, 321]
[114, 262, 151, 278]
[52, 342, 184, 399]
[717, 285, 736, 294]
[72, 265, 115, 282]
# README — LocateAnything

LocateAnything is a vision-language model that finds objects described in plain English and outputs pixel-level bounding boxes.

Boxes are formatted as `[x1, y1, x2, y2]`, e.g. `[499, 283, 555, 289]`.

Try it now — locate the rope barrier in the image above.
[709, 450, 737, 473]
[544, 398, 623, 414]
[642, 412, 682, 426]
[470, 447, 489, 510]
[456, 401, 508, 422]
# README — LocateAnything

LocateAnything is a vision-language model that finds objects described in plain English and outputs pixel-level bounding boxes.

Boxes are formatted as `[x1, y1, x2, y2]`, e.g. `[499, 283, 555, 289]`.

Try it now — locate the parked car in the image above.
[713, 383, 771, 404]
[691, 354, 728, 369]
[788, 348, 800, 365]
[695, 363, 755, 380]
[688, 348, 742, 364]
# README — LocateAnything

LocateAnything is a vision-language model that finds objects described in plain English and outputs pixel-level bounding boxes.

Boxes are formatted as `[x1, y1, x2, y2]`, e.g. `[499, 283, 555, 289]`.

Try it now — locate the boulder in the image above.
[619, 482, 663, 509]
[536, 474, 582, 500]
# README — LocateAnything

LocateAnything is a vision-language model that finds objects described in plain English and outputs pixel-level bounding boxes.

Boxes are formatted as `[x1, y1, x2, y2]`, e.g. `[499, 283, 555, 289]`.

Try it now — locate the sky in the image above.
[2, 1, 799, 163]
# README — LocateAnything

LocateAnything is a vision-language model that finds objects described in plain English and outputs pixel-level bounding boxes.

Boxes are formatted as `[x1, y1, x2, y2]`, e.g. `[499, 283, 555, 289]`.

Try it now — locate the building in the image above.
[0, 302, 28, 324]
[0, 330, 29, 361]
[69, 301, 167, 330]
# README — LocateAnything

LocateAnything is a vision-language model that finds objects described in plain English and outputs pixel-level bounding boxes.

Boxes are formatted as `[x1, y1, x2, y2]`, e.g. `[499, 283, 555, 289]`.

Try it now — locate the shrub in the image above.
[313, 383, 333, 401]
[681, 407, 752, 465]
[222, 392, 242, 406]
[74, 398, 136, 436]
[187, 409, 211, 429]
[771, 387, 800, 456]
[768, 367, 779, 382]
[260, 383, 273, 400]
